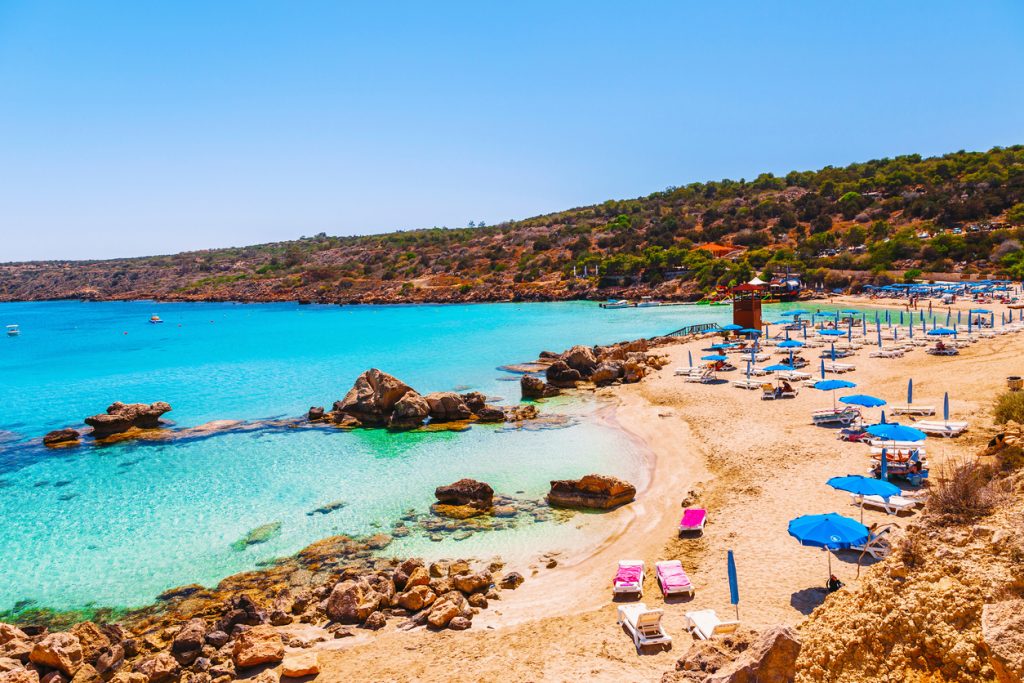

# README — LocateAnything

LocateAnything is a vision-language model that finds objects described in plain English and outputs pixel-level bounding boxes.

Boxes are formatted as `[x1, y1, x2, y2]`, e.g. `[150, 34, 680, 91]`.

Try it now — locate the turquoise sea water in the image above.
[0, 300, 805, 612]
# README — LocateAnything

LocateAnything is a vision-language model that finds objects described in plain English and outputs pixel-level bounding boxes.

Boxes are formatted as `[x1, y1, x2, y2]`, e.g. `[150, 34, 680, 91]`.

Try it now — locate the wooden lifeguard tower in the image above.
[731, 283, 764, 330]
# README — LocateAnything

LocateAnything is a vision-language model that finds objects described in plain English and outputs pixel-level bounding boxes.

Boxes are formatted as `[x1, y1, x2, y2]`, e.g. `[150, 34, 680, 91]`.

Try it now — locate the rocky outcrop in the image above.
[520, 375, 559, 399]
[707, 626, 800, 683]
[334, 369, 415, 426]
[0, 625, 31, 662]
[231, 626, 284, 668]
[545, 361, 582, 388]
[498, 572, 524, 590]
[547, 474, 636, 510]
[42, 429, 80, 447]
[423, 392, 472, 422]
[590, 362, 623, 386]
[321, 369, 539, 430]
[434, 479, 493, 510]
[84, 402, 172, 438]
[982, 600, 1024, 683]
[389, 392, 431, 429]
[562, 345, 598, 374]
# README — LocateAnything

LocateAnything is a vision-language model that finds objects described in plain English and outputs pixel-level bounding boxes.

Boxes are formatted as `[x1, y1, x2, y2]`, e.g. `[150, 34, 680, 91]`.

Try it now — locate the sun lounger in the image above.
[777, 370, 811, 381]
[679, 508, 707, 534]
[617, 603, 672, 652]
[849, 527, 893, 560]
[869, 445, 926, 457]
[812, 407, 861, 426]
[850, 493, 921, 515]
[613, 560, 644, 597]
[823, 362, 856, 373]
[869, 348, 904, 358]
[866, 438, 925, 449]
[889, 404, 936, 416]
[926, 347, 959, 356]
[684, 609, 740, 640]
[684, 368, 715, 384]
[655, 560, 695, 597]
[731, 378, 762, 390]
[914, 420, 968, 437]
[674, 366, 697, 376]
[778, 383, 799, 398]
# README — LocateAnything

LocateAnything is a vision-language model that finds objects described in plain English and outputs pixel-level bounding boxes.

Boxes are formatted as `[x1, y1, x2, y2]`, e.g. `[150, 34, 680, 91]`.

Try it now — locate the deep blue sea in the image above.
[0, 299, 805, 611]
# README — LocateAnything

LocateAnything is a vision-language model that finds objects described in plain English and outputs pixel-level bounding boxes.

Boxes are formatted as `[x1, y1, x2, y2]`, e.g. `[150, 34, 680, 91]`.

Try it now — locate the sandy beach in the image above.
[299, 297, 1022, 683]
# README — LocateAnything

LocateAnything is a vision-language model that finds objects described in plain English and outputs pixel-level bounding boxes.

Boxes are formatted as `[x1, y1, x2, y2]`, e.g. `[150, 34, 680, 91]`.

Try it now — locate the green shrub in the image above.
[993, 391, 1024, 424]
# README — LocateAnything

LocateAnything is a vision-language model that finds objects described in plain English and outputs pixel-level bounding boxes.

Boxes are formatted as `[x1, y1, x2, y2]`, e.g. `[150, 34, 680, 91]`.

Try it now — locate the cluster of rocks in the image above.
[519, 338, 672, 398]
[308, 369, 537, 430]
[43, 402, 173, 447]
[0, 539, 526, 683]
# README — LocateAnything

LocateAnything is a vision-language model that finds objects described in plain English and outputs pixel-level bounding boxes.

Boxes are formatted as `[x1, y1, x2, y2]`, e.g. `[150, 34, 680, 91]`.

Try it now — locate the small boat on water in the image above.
[600, 299, 630, 309]
[149, 315, 164, 324]
[6, 324, 19, 337]
[636, 297, 662, 308]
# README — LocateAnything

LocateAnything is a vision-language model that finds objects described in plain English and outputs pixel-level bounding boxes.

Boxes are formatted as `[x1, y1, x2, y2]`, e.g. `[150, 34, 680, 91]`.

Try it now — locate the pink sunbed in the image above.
[613, 560, 644, 597]
[679, 508, 708, 534]
[656, 560, 694, 597]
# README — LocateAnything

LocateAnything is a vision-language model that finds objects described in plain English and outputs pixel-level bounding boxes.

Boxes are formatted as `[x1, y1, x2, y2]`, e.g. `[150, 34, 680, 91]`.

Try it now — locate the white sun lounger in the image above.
[613, 560, 644, 597]
[866, 438, 925, 449]
[849, 527, 893, 560]
[617, 604, 672, 652]
[674, 366, 697, 376]
[869, 348, 904, 358]
[823, 362, 856, 373]
[684, 368, 715, 384]
[850, 493, 921, 515]
[914, 420, 968, 437]
[732, 378, 762, 390]
[684, 609, 740, 640]
[812, 407, 861, 426]
[777, 370, 811, 381]
[889, 404, 936, 416]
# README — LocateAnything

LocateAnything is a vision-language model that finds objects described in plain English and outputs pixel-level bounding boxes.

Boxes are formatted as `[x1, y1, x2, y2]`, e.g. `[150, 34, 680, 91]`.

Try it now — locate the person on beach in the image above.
[827, 574, 844, 592]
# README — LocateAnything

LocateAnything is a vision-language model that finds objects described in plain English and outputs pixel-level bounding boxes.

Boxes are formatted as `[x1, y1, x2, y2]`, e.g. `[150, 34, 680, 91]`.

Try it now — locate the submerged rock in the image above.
[84, 402, 172, 438]
[547, 474, 636, 510]
[424, 392, 472, 422]
[306, 500, 346, 516]
[232, 522, 282, 551]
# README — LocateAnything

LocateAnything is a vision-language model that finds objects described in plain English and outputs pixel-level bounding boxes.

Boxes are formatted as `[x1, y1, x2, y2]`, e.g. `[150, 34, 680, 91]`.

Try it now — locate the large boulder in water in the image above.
[84, 402, 172, 438]
[545, 361, 582, 388]
[43, 428, 80, 447]
[424, 392, 472, 422]
[389, 392, 430, 429]
[336, 369, 415, 426]
[547, 474, 636, 510]
[562, 345, 598, 375]
[434, 479, 493, 510]
[521, 375, 559, 399]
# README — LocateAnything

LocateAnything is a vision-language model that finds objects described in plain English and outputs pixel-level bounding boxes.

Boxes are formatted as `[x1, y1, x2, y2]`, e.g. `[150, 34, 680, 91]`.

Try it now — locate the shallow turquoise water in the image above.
[0, 299, 813, 611]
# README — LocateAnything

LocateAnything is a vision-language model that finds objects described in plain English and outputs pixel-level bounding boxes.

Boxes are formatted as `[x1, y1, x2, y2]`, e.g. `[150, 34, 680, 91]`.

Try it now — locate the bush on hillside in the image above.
[993, 391, 1024, 424]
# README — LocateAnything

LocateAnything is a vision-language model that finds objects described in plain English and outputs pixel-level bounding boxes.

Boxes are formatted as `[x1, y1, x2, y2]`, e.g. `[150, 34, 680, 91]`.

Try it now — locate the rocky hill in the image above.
[2, 145, 1024, 304]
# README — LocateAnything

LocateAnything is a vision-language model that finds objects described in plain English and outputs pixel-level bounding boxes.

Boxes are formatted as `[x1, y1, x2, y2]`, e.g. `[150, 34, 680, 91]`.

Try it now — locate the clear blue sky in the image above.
[2, 1, 1023, 261]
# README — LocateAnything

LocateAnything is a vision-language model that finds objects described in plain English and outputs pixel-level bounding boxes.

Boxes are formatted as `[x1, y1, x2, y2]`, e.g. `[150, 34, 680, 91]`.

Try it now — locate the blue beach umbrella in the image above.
[927, 328, 956, 336]
[815, 379, 857, 409]
[865, 422, 927, 442]
[899, 311, 904, 325]
[765, 363, 795, 372]
[830, 343, 836, 361]
[702, 354, 728, 361]
[839, 394, 886, 408]
[721, 323, 744, 332]
[819, 329, 844, 337]
[788, 513, 870, 576]
[779, 339, 804, 348]
[827, 475, 901, 521]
